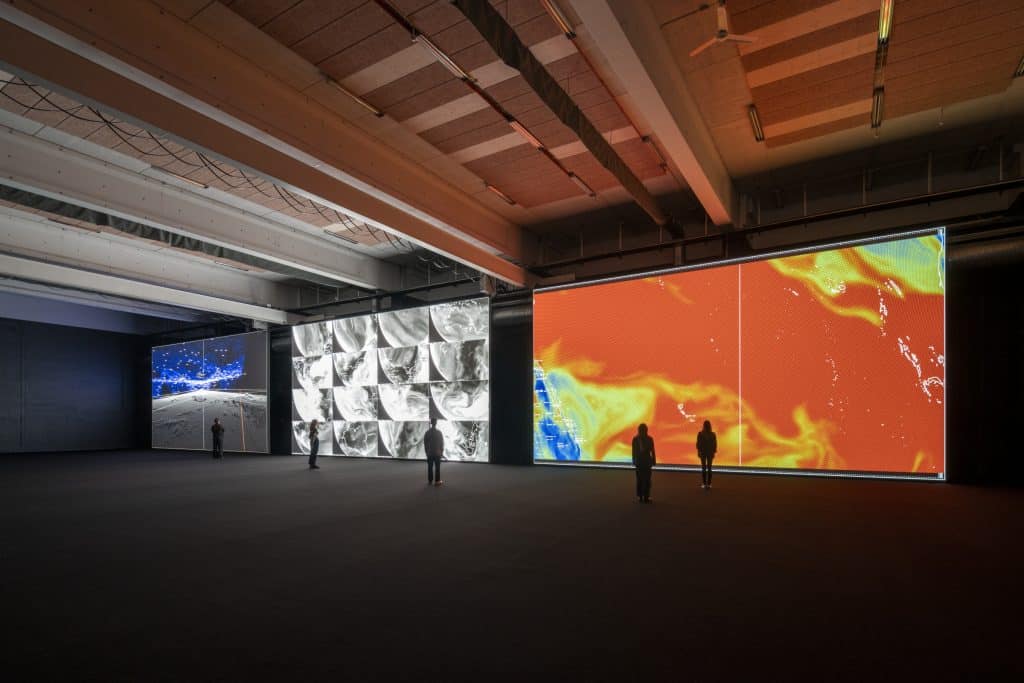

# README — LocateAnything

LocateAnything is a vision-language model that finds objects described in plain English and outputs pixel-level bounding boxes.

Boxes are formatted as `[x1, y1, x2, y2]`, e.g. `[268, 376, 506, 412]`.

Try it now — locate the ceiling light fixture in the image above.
[878, 0, 894, 43]
[569, 173, 596, 197]
[1015, 54, 1024, 78]
[486, 184, 516, 205]
[414, 34, 475, 82]
[154, 166, 209, 189]
[509, 119, 545, 150]
[871, 87, 885, 128]
[747, 104, 765, 142]
[323, 74, 384, 117]
[540, 0, 576, 39]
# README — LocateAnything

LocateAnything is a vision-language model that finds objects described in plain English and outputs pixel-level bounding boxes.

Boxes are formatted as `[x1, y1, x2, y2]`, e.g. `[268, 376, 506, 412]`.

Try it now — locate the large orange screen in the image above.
[533, 233, 945, 475]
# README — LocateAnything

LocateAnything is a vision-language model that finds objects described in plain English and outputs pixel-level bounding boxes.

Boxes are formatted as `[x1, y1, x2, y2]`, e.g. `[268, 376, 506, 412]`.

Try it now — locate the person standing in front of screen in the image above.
[697, 420, 717, 489]
[308, 419, 321, 470]
[211, 418, 225, 459]
[424, 418, 444, 486]
[632, 423, 655, 503]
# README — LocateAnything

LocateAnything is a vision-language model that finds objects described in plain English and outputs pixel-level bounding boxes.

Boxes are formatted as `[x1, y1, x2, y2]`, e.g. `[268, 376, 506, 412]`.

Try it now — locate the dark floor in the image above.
[1, 450, 1021, 681]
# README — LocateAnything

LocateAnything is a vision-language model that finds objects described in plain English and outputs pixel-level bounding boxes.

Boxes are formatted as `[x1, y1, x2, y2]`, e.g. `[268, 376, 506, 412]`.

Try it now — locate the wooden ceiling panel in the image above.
[433, 120, 515, 154]
[291, 3, 394, 66]
[528, 118, 578, 149]
[318, 24, 414, 79]
[449, 40, 502, 74]
[508, 13, 563, 46]
[887, 47, 1022, 94]
[54, 114, 104, 140]
[764, 112, 870, 148]
[751, 53, 875, 102]
[152, 0, 214, 21]
[888, 27, 1024, 78]
[261, 0, 365, 47]
[462, 143, 537, 173]
[407, 1, 467, 35]
[500, 90, 548, 118]
[730, 0, 836, 34]
[385, 79, 469, 121]
[889, 12, 1024, 68]
[886, 79, 1009, 118]
[757, 70, 873, 124]
[887, 73, 1011, 109]
[224, 0, 300, 28]
[502, 182, 579, 208]
[480, 155, 563, 186]
[419, 107, 507, 147]
[740, 11, 876, 73]
[891, 0, 982, 26]
[891, 0, 1021, 45]
[431, 21, 490, 57]
[486, 74, 533, 103]
[502, 0, 547, 26]
[581, 101, 630, 131]
[510, 104, 556, 128]
[364, 63, 453, 110]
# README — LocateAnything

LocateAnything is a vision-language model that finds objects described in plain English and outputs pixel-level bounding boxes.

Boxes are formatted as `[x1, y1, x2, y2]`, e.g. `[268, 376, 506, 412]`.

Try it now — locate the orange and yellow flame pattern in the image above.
[534, 234, 944, 474]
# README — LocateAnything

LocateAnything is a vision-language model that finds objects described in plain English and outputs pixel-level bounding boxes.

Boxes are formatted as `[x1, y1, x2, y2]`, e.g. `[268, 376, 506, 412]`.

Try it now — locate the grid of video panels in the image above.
[291, 298, 489, 460]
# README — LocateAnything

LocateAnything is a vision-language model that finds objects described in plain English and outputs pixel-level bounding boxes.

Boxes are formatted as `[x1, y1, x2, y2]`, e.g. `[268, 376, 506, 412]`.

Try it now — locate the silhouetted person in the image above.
[211, 418, 224, 459]
[424, 418, 443, 486]
[697, 420, 717, 489]
[632, 423, 655, 503]
[308, 419, 320, 470]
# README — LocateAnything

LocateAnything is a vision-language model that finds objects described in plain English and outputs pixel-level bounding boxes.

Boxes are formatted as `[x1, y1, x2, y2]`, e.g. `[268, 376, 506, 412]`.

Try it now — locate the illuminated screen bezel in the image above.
[532, 228, 946, 481]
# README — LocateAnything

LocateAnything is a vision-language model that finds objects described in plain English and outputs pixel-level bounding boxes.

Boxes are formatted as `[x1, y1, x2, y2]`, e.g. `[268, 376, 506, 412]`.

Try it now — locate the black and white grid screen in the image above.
[290, 298, 489, 461]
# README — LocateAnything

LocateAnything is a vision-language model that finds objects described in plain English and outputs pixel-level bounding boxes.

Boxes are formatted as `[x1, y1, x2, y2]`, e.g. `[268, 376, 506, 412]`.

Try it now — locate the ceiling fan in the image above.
[689, 0, 755, 57]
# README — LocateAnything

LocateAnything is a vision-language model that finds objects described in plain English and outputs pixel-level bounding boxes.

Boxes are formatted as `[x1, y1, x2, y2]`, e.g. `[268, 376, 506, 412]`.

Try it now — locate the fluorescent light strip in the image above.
[414, 34, 475, 82]
[569, 173, 596, 197]
[871, 87, 885, 128]
[878, 0, 894, 43]
[485, 183, 516, 205]
[540, 0, 576, 39]
[747, 104, 765, 142]
[508, 119, 545, 149]
[323, 74, 383, 117]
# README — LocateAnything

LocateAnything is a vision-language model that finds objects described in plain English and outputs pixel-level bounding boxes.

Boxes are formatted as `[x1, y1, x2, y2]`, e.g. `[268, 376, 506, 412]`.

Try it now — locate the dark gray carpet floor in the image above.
[1, 450, 1021, 681]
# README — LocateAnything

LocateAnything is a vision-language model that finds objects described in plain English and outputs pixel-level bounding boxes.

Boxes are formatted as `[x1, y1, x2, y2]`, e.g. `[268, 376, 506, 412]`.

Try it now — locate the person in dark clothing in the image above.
[631, 423, 655, 503]
[696, 420, 717, 489]
[308, 419, 320, 470]
[210, 418, 224, 459]
[423, 418, 443, 486]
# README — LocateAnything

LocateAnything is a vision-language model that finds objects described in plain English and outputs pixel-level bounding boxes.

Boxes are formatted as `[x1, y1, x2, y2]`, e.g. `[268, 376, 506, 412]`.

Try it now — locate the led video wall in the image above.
[534, 232, 945, 476]
[291, 298, 489, 461]
[152, 331, 268, 452]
